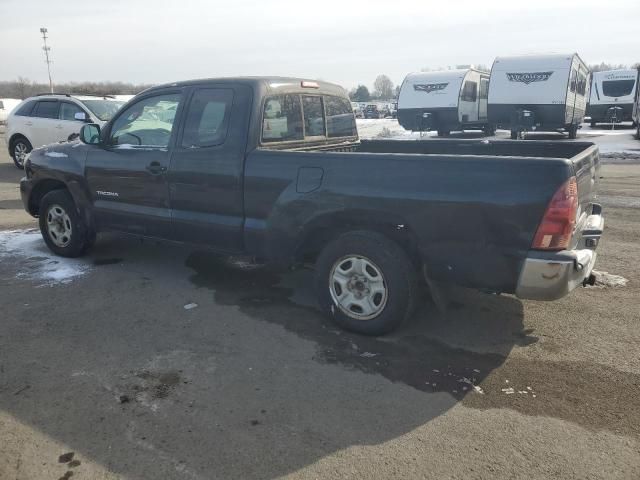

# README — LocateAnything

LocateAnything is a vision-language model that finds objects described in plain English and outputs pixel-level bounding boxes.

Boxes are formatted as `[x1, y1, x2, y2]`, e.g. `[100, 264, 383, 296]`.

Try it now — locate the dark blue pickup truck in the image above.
[20, 77, 604, 335]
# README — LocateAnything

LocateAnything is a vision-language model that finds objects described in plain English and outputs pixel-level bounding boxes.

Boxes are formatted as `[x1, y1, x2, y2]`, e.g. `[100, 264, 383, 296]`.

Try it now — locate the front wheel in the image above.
[11, 137, 32, 169]
[39, 190, 93, 257]
[315, 231, 419, 335]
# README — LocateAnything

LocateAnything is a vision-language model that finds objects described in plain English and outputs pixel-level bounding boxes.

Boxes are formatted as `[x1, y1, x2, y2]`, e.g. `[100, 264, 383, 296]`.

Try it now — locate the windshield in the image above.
[601, 80, 635, 98]
[81, 99, 126, 121]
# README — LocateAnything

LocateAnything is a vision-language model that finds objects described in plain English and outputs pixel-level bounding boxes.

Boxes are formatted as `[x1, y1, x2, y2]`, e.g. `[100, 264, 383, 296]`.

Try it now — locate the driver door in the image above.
[85, 90, 183, 237]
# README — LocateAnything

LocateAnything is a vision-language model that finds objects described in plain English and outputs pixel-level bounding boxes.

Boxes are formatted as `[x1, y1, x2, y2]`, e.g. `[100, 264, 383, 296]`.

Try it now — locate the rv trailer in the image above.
[587, 69, 639, 127]
[488, 53, 589, 139]
[397, 69, 494, 136]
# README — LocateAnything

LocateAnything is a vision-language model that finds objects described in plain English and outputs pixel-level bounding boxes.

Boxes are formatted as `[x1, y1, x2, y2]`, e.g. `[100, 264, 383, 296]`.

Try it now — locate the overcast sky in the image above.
[1, 0, 639, 90]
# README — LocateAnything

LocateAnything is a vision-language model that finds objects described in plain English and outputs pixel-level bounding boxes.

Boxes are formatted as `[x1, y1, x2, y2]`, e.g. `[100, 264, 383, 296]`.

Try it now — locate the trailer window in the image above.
[570, 70, 577, 93]
[576, 72, 587, 96]
[262, 95, 303, 143]
[479, 79, 489, 99]
[461, 81, 477, 102]
[602, 80, 635, 98]
[325, 96, 357, 138]
[302, 95, 325, 137]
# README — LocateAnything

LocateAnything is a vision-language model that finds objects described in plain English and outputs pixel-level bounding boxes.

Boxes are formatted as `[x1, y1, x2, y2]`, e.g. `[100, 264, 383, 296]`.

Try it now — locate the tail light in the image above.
[532, 176, 578, 250]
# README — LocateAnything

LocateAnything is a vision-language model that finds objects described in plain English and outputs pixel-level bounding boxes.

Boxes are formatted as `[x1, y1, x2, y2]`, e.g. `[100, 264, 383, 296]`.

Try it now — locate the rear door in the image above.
[31, 100, 60, 147]
[57, 101, 88, 141]
[85, 90, 184, 237]
[167, 84, 251, 251]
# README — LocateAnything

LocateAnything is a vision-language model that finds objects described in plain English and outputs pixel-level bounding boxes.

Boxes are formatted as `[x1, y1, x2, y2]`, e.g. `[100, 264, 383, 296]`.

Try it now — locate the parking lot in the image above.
[1, 126, 639, 479]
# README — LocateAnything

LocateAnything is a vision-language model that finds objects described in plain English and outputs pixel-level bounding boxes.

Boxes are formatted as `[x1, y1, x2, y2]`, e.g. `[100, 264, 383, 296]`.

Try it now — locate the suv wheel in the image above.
[315, 231, 418, 335]
[11, 137, 32, 169]
[39, 190, 92, 257]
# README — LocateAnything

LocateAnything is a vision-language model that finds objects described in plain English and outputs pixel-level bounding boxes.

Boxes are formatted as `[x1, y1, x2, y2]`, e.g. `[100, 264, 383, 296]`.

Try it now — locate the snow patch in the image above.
[44, 151, 68, 158]
[592, 270, 628, 288]
[0, 229, 90, 286]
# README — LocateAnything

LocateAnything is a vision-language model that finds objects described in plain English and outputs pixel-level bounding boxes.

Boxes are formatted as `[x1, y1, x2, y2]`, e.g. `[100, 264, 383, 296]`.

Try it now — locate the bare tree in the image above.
[373, 74, 394, 100]
[588, 62, 629, 72]
[0, 78, 154, 98]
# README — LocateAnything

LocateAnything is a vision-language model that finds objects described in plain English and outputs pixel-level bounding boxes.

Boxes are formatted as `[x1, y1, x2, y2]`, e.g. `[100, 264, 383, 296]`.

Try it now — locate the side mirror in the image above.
[80, 123, 101, 145]
[74, 111, 90, 122]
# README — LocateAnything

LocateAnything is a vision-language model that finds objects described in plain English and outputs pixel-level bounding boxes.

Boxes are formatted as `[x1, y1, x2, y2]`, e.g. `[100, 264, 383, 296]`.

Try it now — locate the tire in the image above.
[510, 130, 518, 140]
[437, 130, 450, 137]
[590, 121, 596, 128]
[38, 190, 92, 258]
[483, 126, 496, 136]
[315, 231, 419, 335]
[10, 136, 32, 170]
[567, 125, 578, 139]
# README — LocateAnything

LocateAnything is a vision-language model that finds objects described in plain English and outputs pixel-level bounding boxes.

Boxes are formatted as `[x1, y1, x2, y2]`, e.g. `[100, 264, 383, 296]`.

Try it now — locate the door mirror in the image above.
[80, 123, 101, 145]
[74, 111, 90, 122]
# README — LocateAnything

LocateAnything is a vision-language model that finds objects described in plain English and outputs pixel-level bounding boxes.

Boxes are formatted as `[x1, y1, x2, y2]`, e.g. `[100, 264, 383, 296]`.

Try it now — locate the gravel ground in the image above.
[0, 126, 639, 479]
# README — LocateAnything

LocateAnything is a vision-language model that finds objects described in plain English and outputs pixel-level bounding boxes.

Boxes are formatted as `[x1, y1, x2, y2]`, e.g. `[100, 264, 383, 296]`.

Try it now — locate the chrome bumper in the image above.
[516, 209, 603, 301]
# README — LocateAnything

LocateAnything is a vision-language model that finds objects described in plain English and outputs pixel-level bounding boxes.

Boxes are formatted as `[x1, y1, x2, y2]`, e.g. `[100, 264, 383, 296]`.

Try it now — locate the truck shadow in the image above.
[0, 239, 527, 480]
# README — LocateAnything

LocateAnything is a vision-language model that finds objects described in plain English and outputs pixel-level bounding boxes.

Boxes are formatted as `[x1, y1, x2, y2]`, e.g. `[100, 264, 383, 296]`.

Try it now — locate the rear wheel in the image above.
[11, 137, 32, 169]
[315, 231, 419, 335]
[39, 190, 93, 257]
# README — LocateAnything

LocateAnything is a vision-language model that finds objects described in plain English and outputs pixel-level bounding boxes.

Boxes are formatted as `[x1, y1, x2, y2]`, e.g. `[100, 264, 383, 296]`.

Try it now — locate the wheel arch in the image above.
[27, 179, 69, 216]
[294, 209, 423, 270]
[8, 133, 32, 152]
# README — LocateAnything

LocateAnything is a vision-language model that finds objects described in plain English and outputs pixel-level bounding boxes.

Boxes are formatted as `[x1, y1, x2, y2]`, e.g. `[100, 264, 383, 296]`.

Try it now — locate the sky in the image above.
[1, 0, 639, 91]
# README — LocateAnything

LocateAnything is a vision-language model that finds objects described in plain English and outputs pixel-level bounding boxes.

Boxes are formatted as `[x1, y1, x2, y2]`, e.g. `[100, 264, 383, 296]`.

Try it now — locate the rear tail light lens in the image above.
[532, 176, 578, 250]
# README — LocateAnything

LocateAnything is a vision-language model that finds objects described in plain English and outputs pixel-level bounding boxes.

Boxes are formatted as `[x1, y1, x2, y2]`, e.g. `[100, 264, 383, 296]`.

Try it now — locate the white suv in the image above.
[6, 94, 125, 168]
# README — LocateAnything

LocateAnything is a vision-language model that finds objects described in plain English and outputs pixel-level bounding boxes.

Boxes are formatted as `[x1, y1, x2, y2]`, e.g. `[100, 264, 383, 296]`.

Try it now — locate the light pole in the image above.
[40, 27, 53, 93]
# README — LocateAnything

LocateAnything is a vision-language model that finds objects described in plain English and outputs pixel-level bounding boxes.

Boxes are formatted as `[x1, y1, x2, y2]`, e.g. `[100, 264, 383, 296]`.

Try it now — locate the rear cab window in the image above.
[261, 92, 356, 145]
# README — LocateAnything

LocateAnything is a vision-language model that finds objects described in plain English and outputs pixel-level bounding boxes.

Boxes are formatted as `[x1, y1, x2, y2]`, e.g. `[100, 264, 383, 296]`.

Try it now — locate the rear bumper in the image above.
[516, 209, 603, 301]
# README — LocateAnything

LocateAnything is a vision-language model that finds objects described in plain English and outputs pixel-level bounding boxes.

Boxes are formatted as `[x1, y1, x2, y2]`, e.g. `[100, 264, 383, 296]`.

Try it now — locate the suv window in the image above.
[602, 79, 635, 97]
[109, 93, 181, 147]
[14, 100, 36, 116]
[181, 88, 233, 148]
[325, 96, 357, 138]
[33, 100, 59, 119]
[302, 95, 325, 137]
[262, 94, 303, 143]
[59, 102, 85, 121]
[461, 81, 477, 102]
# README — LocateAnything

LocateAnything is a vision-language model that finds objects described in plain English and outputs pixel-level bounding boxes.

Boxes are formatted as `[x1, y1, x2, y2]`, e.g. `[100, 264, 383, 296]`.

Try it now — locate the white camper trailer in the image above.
[397, 69, 493, 136]
[587, 69, 639, 126]
[488, 53, 589, 139]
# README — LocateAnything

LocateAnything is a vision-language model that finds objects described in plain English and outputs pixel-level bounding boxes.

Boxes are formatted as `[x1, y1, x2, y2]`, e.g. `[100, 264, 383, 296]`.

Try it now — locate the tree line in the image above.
[0, 77, 154, 99]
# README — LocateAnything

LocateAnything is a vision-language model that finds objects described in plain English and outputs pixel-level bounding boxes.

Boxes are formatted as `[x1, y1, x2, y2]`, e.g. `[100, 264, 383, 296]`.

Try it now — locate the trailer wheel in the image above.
[510, 130, 518, 140]
[315, 231, 418, 335]
[567, 125, 578, 139]
[437, 130, 450, 137]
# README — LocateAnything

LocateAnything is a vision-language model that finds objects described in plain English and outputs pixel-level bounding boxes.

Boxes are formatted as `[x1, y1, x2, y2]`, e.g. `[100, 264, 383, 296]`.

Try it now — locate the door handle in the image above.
[146, 161, 167, 175]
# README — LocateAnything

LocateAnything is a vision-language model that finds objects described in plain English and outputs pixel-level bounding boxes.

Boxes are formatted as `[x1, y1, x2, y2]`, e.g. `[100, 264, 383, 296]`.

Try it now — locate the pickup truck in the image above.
[20, 77, 604, 335]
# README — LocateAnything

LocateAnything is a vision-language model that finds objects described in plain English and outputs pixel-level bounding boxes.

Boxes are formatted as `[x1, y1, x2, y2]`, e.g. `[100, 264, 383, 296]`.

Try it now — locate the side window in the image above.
[325, 96, 357, 138]
[33, 101, 59, 119]
[479, 79, 489, 99]
[461, 81, 477, 102]
[109, 93, 181, 147]
[262, 94, 303, 143]
[570, 69, 577, 93]
[15, 100, 36, 116]
[59, 102, 85, 121]
[577, 72, 587, 96]
[302, 95, 325, 137]
[181, 88, 233, 148]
